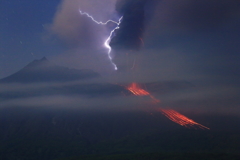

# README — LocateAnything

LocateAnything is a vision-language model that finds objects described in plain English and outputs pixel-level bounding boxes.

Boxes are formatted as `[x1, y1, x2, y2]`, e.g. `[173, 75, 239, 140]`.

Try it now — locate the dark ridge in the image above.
[0, 107, 239, 160]
[0, 57, 100, 83]
[24, 56, 49, 68]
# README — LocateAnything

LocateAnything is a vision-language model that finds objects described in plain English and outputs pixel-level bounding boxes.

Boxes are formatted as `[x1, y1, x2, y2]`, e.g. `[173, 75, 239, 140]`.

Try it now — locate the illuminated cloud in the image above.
[48, 0, 118, 48]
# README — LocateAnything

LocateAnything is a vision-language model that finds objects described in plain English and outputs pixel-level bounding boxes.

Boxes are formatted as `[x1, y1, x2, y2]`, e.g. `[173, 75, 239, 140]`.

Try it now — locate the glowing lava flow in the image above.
[127, 83, 150, 96]
[79, 10, 123, 70]
[126, 83, 209, 130]
[127, 83, 160, 103]
[160, 109, 210, 129]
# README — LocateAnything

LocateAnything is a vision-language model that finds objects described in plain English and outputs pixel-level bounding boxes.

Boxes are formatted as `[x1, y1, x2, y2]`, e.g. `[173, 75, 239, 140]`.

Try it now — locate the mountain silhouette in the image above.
[0, 57, 195, 101]
[0, 57, 130, 100]
[0, 57, 100, 83]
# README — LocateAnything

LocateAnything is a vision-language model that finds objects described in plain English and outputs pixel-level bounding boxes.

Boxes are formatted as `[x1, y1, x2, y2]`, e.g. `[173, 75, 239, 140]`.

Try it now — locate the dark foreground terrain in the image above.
[57, 152, 240, 160]
[0, 107, 239, 160]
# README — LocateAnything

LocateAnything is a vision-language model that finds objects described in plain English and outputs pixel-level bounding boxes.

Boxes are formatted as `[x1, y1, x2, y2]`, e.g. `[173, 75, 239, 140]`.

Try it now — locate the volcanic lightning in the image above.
[79, 10, 122, 70]
[78, 9, 209, 130]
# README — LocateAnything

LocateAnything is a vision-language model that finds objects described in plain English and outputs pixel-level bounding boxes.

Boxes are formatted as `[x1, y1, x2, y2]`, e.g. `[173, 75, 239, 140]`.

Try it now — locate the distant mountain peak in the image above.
[0, 57, 100, 83]
[26, 57, 50, 69]
[32, 57, 49, 63]
[41, 57, 48, 61]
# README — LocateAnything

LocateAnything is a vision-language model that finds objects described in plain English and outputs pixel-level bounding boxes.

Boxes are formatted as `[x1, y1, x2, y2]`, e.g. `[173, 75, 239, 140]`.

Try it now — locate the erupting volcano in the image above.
[126, 83, 209, 130]
[77, 6, 209, 130]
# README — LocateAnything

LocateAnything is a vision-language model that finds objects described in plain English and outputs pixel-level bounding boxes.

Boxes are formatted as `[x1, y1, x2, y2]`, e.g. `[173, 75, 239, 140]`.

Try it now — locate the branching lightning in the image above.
[79, 10, 122, 70]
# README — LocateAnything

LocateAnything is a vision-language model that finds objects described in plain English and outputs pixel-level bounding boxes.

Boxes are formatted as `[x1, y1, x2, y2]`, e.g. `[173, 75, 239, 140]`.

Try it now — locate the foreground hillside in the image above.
[0, 107, 239, 160]
[57, 152, 240, 160]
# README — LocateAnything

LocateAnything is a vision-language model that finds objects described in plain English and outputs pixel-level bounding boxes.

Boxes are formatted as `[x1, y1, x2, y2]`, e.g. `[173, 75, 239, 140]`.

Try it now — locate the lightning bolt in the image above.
[79, 10, 123, 70]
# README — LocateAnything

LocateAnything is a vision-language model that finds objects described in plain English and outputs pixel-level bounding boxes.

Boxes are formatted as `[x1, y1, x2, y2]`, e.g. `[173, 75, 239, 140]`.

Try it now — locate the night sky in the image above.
[0, 0, 240, 115]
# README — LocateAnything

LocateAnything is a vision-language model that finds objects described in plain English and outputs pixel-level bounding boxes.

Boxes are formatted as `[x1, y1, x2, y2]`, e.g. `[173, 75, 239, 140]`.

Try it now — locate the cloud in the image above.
[0, 95, 144, 111]
[110, 0, 149, 51]
[50, 48, 116, 74]
[1, 80, 239, 115]
[47, 0, 118, 48]
[109, 0, 240, 51]
[144, 0, 240, 39]
[47, 0, 240, 55]
[0, 81, 149, 111]
[108, 0, 239, 72]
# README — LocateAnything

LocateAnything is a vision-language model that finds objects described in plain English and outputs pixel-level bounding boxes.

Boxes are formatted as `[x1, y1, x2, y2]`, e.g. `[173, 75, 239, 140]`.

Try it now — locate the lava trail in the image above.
[159, 109, 210, 129]
[126, 83, 209, 130]
[127, 83, 160, 103]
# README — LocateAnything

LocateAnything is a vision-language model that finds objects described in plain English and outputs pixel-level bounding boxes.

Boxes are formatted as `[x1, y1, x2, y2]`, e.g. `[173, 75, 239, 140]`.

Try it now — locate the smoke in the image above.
[144, 0, 240, 43]
[110, 0, 240, 49]
[46, 0, 240, 75]
[110, 0, 149, 51]
[48, 0, 240, 50]
[108, 0, 240, 71]
[48, 0, 117, 48]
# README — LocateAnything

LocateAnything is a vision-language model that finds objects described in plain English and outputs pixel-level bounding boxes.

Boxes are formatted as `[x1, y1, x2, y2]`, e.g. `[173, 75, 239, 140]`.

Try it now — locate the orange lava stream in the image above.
[127, 83, 150, 96]
[127, 83, 160, 103]
[126, 82, 209, 130]
[160, 109, 210, 130]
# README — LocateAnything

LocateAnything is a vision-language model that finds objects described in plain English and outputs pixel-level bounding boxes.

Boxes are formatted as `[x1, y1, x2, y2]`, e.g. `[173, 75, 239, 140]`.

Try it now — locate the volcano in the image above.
[0, 57, 195, 101]
[0, 57, 129, 100]
[0, 57, 100, 83]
